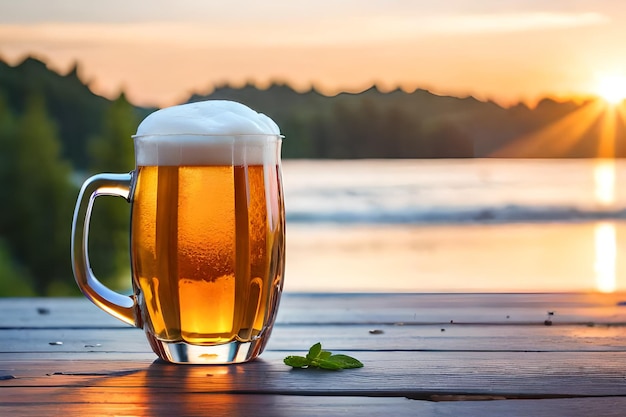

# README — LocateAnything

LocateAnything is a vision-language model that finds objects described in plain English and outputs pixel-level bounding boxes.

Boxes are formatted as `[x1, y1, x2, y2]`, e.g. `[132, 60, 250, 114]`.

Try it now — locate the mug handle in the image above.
[71, 173, 139, 327]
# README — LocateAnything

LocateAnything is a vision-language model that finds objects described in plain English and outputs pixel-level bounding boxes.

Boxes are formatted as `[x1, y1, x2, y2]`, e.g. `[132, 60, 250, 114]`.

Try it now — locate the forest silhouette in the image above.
[0, 56, 624, 296]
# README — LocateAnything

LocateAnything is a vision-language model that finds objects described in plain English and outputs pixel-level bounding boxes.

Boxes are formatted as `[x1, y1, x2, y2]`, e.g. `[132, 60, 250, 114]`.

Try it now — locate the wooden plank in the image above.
[276, 292, 626, 325]
[0, 297, 128, 329]
[1, 323, 626, 355]
[0, 328, 151, 354]
[1, 391, 626, 417]
[2, 351, 626, 397]
[3, 293, 626, 328]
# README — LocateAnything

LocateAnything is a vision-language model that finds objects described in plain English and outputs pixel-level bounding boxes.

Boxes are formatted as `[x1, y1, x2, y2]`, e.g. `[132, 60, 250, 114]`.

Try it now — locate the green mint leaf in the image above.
[317, 358, 343, 370]
[284, 343, 364, 370]
[283, 355, 310, 368]
[306, 342, 322, 361]
[327, 354, 364, 369]
[318, 350, 332, 360]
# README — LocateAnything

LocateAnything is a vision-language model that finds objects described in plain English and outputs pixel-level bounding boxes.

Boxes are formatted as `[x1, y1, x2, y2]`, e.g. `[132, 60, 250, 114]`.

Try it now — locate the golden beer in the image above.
[131, 164, 285, 346]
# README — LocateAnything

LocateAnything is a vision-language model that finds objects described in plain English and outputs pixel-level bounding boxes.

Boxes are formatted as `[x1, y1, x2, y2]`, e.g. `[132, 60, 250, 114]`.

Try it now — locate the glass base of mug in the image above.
[147, 335, 266, 364]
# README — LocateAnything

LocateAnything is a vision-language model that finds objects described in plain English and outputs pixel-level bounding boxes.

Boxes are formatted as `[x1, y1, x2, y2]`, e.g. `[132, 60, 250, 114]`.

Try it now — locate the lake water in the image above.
[281, 159, 626, 293]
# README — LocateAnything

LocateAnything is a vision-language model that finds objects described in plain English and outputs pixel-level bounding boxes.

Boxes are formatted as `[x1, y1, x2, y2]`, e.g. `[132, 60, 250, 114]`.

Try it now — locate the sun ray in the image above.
[595, 103, 617, 158]
[614, 103, 626, 147]
[616, 102, 626, 120]
[490, 100, 605, 157]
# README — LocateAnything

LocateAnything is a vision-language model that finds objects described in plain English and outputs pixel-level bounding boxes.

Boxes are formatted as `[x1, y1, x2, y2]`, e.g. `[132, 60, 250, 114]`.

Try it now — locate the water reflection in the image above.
[594, 222, 617, 293]
[593, 159, 616, 205]
[592, 159, 617, 293]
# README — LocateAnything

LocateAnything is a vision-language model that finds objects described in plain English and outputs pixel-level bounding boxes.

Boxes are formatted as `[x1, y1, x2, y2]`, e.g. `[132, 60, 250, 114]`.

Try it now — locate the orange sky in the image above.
[1, 1, 626, 107]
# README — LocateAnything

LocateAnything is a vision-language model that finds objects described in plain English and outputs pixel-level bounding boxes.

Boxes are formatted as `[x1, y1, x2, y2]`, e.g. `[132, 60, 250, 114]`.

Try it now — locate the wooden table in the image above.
[2, 293, 626, 416]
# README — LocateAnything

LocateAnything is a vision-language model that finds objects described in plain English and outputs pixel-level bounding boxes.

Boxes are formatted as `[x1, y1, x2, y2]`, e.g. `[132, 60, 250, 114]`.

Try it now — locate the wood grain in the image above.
[2, 351, 626, 397]
[2, 391, 625, 417]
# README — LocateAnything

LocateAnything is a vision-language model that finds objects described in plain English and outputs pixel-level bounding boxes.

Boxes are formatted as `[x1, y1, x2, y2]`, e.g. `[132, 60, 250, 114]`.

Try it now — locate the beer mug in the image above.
[71, 101, 285, 364]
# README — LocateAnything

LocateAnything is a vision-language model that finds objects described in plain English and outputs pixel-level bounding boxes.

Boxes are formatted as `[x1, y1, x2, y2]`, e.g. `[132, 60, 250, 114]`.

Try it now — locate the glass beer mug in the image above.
[71, 101, 285, 364]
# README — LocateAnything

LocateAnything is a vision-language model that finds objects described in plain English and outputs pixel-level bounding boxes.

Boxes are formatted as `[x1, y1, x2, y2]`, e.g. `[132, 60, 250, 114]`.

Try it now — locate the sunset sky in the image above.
[1, 0, 626, 107]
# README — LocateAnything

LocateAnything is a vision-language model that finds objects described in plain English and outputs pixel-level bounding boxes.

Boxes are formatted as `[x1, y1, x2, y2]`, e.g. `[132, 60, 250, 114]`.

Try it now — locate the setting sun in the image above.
[595, 73, 626, 104]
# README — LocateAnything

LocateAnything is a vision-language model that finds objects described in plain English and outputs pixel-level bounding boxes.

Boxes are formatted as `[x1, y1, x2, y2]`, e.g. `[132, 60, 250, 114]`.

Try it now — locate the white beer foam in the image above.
[134, 100, 281, 166]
